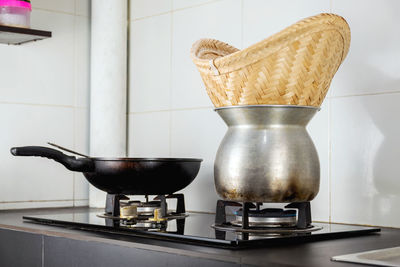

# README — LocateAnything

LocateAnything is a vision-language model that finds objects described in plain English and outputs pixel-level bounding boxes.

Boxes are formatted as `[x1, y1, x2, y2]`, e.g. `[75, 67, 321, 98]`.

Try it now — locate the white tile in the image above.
[331, 0, 400, 96]
[331, 93, 400, 227]
[0, 104, 74, 203]
[74, 108, 89, 200]
[171, 108, 227, 212]
[128, 112, 171, 157]
[0, 200, 74, 210]
[171, 0, 241, 109]
[130, 0, 172, 19]
[74, 108, 90, 155]
[0, 10, 75, 106]
[307, 100, 330, 222]
[32, 0, 75, 14]
[129, 14, 171, 113]
[74, 199, 89, 207]
[243, 0, 330, 47]
[75, 0, 91, 16]
[173, 0, 214, 10]
[75, 16, 90, 108]
[74, 173, 89, 200]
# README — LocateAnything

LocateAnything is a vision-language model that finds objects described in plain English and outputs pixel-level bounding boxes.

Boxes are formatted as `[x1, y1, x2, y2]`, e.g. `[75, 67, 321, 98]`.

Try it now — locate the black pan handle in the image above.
[10, 146, 95, 172]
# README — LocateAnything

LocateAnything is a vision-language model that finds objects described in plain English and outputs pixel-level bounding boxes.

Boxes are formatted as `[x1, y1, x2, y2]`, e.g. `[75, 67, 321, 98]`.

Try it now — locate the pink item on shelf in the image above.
[0, 0, 31, 11]
[0, 0, 31, 28]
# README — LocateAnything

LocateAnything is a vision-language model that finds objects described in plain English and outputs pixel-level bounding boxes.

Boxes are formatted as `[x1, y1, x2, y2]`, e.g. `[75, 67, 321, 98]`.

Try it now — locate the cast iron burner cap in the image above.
[235, 208, 296, 218]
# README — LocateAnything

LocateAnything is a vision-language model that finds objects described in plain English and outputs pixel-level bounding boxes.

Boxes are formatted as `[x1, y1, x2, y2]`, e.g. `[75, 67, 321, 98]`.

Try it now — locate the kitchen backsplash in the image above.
[128, 0, 400, 228]
[1, 0, 398, 229]
[0, 0, 90, 209]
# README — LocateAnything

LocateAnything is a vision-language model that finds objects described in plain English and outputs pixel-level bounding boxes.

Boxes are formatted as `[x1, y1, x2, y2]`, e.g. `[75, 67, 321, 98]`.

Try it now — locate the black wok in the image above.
[10, 146, 202, 195]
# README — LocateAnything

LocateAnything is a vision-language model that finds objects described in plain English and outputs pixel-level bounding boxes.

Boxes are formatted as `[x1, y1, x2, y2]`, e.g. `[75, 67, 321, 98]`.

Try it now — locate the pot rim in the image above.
[214, 104, 321, 111]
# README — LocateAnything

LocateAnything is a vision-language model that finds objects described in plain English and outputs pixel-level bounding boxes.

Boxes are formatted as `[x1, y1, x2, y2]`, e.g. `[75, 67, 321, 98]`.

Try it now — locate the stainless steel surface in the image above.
[232, 215, 297, 227]
[137, 206, 158, 215]
[212, 223, 323, 234]
[332, 246, 400, 267]
[127, 201, 162, 215]
[214, 105, 320, 203]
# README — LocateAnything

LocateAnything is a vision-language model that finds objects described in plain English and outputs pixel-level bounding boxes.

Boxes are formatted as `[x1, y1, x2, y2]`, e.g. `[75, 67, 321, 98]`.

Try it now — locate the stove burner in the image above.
[105, 194, 185, 217]
[233, 208, 297, 227]
[120, 205, 138, 219]
[121, 200, 162, 216]
[214, 200, 316, 235]
[138, 201, 162, 215]
[99, 193, 187, 231]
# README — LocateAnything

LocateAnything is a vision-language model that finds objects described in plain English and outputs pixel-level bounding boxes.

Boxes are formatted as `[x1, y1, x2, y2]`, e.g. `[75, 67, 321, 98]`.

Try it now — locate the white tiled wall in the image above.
[0, 0, 91, 209]
[128, 0, 400, 227]
[171, 0, 241, 109]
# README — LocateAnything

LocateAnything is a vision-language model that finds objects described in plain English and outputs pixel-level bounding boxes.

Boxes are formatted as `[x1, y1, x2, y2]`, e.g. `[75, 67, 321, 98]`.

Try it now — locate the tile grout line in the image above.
[33, 7, 89, 17]
[3, 89, 398, 110]
[130, 106, 214, 115]
[75, 106, 88, 109]
[169, 110, 172, 157]
[0, 199, 88, 204]
[169, 0, 173, 157]
[129, 90, 400, 115]
[240, 0, 244, 49]
[132, 10, 172, 21]
[0, 101, 76, 108]
[329, 90, 400, 99]
[328, 98, 332, 223]
[72, 5, 78, 207]
[172, 0, 223, 13]
[131, 0, 223, 21]
[126, 0, 131, 157]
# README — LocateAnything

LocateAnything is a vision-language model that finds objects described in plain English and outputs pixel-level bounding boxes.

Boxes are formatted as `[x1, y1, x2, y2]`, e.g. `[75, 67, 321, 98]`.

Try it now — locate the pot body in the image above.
[214, 105, 320, 203]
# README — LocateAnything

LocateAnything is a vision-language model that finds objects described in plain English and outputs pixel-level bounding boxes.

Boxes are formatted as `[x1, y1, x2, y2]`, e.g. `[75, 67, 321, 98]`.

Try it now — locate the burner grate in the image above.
[215, 200, 313, 232]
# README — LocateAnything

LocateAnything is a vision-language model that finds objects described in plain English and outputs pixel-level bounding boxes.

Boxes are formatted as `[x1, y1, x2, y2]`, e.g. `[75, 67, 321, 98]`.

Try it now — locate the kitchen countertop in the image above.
[1, 207, 399, 267]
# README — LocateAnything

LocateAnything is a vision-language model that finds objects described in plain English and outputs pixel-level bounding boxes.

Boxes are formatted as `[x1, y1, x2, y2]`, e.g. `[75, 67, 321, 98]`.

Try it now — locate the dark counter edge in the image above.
[0, 207, 242, 265]
[21, 214, 381, 250]
[1, 207, 400, 267]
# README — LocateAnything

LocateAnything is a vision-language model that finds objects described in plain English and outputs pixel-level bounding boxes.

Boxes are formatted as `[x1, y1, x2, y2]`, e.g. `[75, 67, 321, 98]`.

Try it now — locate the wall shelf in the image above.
[0, 25, 51, 45]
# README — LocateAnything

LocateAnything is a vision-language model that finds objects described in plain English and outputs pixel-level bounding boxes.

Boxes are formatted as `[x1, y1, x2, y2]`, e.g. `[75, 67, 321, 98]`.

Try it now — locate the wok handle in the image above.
[10, 146, 94, 172]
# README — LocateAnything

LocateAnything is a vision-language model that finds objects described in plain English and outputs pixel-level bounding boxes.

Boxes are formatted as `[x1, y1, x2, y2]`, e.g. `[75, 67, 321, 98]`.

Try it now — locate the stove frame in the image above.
[22, 195, 381, 249]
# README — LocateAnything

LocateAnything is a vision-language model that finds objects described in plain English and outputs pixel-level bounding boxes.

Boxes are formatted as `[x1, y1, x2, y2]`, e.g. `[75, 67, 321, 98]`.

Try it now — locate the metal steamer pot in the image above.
[214, 105, 320, 203]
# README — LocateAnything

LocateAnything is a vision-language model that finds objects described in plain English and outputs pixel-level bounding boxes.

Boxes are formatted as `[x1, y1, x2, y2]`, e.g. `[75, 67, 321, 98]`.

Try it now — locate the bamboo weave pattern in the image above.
[191, 13, 351, 107]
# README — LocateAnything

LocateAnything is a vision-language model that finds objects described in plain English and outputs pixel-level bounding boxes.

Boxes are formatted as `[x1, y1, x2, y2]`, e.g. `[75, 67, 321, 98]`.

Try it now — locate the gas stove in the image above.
[97, 194, 187, 232]
[23, 194, 380, 249]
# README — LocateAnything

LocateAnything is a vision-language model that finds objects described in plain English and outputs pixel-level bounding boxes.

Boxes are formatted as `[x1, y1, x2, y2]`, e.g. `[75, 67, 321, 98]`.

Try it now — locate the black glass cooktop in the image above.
[23, 212, 380, 249]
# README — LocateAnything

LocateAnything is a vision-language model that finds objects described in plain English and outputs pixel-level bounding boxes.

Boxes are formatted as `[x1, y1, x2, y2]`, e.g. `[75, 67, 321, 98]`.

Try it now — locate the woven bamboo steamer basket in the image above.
[190, 13, 351, 108]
